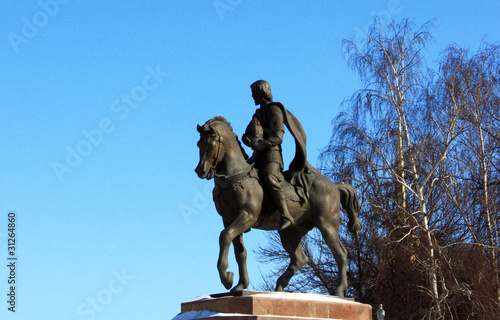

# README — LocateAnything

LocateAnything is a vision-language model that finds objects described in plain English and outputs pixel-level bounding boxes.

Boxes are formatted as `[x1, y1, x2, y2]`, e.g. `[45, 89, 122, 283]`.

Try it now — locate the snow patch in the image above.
[172, 310, 242, 320]
[254, 291, 359, 303]
[185, 294, 213, 303]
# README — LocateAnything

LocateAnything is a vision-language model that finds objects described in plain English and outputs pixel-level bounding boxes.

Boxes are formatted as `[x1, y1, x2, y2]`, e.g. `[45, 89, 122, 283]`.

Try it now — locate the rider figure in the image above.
[242, 80, 295, 230]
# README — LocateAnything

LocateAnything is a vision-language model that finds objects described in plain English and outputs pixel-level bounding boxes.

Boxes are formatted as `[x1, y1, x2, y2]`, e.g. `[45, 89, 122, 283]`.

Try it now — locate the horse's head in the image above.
[195, 119, 226, 180]
[195, 117, 250, 180]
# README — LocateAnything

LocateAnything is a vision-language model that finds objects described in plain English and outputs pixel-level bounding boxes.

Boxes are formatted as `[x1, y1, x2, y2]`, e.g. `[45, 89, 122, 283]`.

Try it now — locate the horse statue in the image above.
[195, 116, 362, 297]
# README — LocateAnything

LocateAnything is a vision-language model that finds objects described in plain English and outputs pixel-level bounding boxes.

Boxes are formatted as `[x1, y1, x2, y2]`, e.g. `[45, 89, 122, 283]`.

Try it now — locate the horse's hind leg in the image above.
[315, 217, 348, 297]
[275, 226, 311, 292]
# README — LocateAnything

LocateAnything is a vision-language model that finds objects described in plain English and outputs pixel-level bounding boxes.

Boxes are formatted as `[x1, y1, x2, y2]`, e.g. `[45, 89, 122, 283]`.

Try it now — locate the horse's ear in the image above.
[197, 124, 203, 133]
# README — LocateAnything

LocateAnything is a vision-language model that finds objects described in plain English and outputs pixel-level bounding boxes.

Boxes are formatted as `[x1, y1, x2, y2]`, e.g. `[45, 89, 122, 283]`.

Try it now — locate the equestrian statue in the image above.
[195, 80, 362, 297]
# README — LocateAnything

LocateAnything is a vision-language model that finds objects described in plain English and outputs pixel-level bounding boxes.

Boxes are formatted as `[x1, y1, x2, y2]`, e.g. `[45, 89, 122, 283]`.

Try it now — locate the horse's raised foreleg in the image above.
[217, 211, 254, 290]
[275, 226, 311, 292]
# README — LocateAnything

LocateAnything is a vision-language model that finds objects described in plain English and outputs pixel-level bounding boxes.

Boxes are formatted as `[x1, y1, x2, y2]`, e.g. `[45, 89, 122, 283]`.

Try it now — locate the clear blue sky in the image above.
[1, 1, 498, 319]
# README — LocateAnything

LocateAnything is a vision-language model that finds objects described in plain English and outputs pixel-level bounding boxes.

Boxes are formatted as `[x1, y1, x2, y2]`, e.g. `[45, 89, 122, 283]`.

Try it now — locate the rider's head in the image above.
[251, 80, 273, 106]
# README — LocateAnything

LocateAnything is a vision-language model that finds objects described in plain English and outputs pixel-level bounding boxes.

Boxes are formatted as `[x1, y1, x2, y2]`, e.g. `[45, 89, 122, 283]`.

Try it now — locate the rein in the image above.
[208, 130, 225, 177]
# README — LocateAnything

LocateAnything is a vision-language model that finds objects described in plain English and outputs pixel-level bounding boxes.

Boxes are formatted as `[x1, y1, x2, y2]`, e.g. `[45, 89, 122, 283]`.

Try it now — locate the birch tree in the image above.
[435, 43, 500, 318]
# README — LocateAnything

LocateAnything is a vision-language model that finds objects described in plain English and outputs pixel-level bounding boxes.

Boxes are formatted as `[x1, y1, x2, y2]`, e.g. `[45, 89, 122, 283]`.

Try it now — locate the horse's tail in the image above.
[335, 182, 362, 237]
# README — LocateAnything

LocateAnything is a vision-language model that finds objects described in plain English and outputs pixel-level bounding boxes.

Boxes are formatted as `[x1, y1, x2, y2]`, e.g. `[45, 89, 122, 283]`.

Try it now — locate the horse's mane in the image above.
[204, 116, 234, 132]
[203, 116, 249, 160]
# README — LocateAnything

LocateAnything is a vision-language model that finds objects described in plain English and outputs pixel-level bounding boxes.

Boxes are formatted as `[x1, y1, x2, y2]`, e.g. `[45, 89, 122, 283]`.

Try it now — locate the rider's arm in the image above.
[265, 105, 285, 147]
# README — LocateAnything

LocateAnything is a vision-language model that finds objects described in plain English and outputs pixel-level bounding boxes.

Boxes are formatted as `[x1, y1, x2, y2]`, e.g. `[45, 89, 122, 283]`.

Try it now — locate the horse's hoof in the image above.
[222, 272, 234, 290]
[335, 289, 345, 298]
[275, 284, 285, 292]
[230, 283, 246, 292]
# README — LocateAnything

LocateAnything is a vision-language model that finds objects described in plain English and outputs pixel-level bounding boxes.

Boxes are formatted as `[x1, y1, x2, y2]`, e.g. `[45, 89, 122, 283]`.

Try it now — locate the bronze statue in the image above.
[195, 82, 362, 296]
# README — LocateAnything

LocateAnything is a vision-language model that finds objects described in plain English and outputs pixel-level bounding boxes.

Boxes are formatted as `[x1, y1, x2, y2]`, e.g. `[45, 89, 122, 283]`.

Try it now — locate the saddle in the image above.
[254, 169, 302, 203]
[255, 163, 319, 205]
[249, 165, 317, 229]
[283, 163, 319, 203]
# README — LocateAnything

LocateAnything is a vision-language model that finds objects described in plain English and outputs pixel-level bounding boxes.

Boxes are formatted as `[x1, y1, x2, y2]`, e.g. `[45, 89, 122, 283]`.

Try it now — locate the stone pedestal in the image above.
[173, 291, 372, 320]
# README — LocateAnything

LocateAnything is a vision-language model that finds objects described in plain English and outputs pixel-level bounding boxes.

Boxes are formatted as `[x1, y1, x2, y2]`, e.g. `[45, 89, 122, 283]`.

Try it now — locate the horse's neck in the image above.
[217, 141, 250, 178]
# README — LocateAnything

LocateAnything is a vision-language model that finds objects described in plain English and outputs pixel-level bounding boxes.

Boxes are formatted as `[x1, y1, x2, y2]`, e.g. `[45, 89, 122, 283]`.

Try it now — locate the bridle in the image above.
[200, 124, 253, 182]
[207, 130, 226, 176]
[209, 129, 256, 196]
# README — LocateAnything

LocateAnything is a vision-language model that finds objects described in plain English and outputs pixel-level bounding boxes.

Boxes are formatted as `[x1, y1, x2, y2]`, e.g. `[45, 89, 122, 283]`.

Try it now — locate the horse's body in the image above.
[195, 117, 361, 297]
